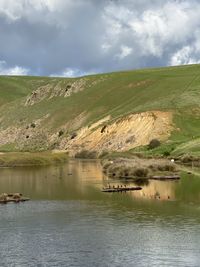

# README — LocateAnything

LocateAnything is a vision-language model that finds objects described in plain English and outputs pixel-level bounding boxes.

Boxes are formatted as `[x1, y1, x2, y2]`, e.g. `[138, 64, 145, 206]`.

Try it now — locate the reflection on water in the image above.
[0, 160, 103, 200]
[0, 160, 200, 267]
[0, 159, 200, 203]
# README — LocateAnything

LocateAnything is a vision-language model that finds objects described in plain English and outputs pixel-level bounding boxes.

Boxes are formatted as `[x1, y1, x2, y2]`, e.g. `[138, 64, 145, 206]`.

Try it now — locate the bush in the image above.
[71, 132, 77, 139]
[74, 150, 97, 159]
[102, 162, 112, 173]
[30, 122, 36, 128]
[99, 151, 109, 158]
[107, 165, 122, 178]
[118, 167, 132, 178]
[133, 167, 149, 177]
[134, 178, 149, 186]
[157, 164, 176, 172]
[148, 139, 161, 150]
[163, 150, 170, 157]
[181, 155, 194, 163]
[58, 130, 64, 137]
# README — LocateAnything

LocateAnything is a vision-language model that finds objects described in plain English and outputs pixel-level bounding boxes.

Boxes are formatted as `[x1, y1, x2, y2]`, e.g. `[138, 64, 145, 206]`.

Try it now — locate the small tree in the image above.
[30, 122, 36, 128]
[58, 130, 64, 137]
[148, 139, 161, 150]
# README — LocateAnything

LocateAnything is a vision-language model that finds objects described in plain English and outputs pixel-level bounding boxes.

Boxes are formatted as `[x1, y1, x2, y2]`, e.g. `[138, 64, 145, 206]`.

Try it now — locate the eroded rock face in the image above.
[0, 110, 173, 153]
[25, 79, 88, 106]
[25, 84, 53, 106]
[24, 76, 110, 106]
[63, 111, 173, 153]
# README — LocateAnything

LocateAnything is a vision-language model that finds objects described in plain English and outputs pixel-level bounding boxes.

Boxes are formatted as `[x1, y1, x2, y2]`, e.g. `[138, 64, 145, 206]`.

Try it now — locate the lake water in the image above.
[0, 159, 200, 267]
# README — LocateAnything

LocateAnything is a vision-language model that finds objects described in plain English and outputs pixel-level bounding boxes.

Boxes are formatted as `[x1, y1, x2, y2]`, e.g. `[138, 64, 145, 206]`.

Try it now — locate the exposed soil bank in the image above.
[65, 111, 173, 154]
[0, 151, 68, 167]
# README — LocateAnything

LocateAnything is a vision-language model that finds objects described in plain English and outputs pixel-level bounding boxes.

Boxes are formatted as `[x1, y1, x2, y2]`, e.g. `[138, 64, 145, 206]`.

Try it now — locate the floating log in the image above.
[0, 193, 30, 204]
[102, 186, 142, 193]
[150, 175, 180, 180]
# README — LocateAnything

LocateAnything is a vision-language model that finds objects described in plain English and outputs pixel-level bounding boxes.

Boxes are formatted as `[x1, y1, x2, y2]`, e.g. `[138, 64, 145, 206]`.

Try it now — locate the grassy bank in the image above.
[102, 157, 178, 180]
[0, 151, 68, 167]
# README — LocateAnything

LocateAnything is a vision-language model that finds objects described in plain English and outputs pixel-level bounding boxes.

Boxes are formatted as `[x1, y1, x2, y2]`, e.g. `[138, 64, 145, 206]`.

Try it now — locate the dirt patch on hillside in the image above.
[65, 111, 173, 153]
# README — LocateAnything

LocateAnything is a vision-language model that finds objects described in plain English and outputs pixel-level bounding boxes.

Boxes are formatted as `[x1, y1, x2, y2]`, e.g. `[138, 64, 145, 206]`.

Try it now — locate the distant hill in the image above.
[0, 64, 199, 156]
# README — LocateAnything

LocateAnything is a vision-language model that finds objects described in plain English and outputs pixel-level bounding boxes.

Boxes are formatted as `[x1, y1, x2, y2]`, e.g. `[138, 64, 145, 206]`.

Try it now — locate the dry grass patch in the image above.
[102, 157, 178, 179]
[0, 151, 68, 167]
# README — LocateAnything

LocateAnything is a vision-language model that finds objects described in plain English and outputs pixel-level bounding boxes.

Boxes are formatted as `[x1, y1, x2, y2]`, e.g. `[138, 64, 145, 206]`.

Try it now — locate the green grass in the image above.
[0, 64, 200, 154]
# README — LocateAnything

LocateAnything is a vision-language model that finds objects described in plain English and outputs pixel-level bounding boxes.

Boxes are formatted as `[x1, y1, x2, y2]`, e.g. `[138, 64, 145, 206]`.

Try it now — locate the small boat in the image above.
[0, 193, 30, 204]
[102, 186, 142, 193]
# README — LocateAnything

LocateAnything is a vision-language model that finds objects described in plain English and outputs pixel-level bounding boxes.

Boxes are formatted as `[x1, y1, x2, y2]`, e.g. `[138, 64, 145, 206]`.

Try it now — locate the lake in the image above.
[0, 159, 200, 267]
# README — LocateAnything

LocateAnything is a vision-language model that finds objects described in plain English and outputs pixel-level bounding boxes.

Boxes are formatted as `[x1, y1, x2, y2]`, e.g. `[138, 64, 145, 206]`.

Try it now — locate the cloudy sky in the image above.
[0, 0, 200, 77]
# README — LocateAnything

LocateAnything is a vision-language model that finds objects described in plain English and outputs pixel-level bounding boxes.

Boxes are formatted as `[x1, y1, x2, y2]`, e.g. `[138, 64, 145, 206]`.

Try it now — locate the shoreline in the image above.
[0, 151, 68, 167]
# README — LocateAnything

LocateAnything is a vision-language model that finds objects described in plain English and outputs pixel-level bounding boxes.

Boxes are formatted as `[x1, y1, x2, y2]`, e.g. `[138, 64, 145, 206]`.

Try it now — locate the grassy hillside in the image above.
[0, 64, 199, 156]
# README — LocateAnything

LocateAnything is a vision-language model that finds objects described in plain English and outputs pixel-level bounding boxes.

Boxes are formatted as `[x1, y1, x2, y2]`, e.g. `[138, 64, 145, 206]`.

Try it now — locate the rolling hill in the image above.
[0, 64, 199, 156]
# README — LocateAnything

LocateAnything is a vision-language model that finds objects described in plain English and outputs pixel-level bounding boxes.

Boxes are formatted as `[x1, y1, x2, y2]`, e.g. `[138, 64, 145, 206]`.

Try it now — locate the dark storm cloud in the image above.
[0, 0, 200, 76]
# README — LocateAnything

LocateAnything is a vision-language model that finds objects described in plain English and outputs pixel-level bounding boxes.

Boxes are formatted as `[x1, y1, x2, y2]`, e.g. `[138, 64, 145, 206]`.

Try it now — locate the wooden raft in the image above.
[102, 186, 142, 193]
[0, 193, 30, 204]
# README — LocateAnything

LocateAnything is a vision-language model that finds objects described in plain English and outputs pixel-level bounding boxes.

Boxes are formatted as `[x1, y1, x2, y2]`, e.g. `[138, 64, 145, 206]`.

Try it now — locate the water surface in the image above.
[0, 160, 200, 267]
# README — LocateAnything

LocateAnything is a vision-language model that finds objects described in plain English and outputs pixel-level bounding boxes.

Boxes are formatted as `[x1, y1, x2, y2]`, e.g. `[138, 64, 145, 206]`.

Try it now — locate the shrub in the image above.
[102, 162, 112, 173]
[148, 139, 161, 150]
[99, 151, 109, 158]
[71, 132, 77, 139]
[107, 165, 121, 178]
[74, 150, 97, 159]
[181, 155, 194, 163]
[157, 164, 176, 172]
[30, 122, 36, 128]
[134, 178, 149, 186]
[58, 130, 64, 137]
[118, 167, 132, 178]
[163, 150, 170, 157]
[133, 167, 149, 177]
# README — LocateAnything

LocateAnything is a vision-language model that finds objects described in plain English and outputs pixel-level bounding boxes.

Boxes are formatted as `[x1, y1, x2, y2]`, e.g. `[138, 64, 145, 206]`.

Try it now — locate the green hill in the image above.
[0, 64, 199, 156]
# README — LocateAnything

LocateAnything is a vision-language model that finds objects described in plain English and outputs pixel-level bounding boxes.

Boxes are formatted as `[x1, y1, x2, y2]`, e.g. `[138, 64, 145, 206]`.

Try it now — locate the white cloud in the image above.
[0, 0, 86, 27]
[170, 46, 200, 66]
[129, 2, 194, 57]
[101, 43, 112, 53]
[116, 45, 132, 59]
[0, 61, 29, 75]
[102, 0, 200, 60]
[1, 1, 200, 75]
[50, 67, 94, 78]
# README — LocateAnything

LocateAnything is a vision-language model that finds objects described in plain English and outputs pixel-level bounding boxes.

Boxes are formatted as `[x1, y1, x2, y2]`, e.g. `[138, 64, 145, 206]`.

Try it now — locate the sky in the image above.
[0, 0, 200, 77]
